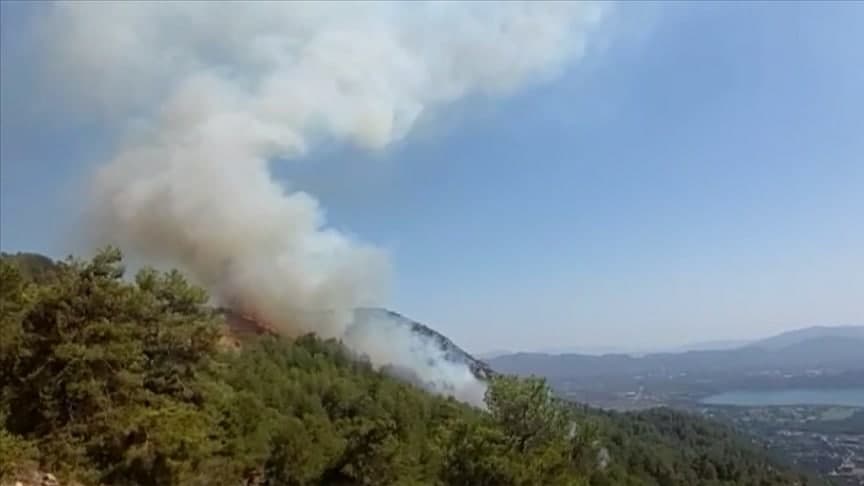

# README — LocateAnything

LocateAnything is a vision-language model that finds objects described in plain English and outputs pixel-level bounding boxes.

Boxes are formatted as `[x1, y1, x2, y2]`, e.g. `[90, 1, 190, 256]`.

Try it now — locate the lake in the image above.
[701, 388, 864, 407]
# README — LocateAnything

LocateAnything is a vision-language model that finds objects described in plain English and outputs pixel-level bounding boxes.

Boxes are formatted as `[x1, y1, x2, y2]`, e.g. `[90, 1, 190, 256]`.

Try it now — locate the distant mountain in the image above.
[515, 326, 864, 357]
[489, 328, 864, 380]
[664, 339, 753, 353]
[533, 342, 749, 357]
[478, 349, 514, 360]
[748, 325, 864, 350]
[770, 335, 864, 362]
[537, 345, 629, 356]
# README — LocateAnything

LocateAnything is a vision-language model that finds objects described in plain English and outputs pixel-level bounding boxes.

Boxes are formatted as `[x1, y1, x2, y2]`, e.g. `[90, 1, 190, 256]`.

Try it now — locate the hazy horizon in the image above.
[478, 324, 864, 357]
[2, 2, 862, 353]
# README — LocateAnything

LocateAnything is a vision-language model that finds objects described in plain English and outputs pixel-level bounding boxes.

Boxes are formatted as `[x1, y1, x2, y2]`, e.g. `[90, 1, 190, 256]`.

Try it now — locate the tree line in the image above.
[1, 250, 816, 485]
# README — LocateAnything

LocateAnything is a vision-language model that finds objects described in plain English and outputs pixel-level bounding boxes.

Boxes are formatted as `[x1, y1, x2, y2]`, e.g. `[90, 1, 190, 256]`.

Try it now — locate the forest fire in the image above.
[218, 308, 279, 349]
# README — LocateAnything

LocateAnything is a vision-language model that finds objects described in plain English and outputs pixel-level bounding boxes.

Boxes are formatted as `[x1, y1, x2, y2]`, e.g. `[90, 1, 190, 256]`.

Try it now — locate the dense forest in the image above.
[1, 250, 818, 485]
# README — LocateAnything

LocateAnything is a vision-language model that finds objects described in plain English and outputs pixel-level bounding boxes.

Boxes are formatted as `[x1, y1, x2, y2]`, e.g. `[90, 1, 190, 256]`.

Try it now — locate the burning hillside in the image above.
[350, 308, 494, 381]
[221, 308, 278, 338]
[39, 2, 605, 406]
[219, 306, 493, 404]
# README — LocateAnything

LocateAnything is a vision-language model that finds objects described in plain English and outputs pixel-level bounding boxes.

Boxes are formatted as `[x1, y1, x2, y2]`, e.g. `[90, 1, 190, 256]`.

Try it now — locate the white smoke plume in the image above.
[346, 308, 490, 407]
[39, 1, 608, 403]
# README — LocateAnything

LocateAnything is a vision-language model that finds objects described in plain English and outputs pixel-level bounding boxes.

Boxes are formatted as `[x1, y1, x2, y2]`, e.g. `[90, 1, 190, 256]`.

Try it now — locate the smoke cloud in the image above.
[40, 1, 608, 403]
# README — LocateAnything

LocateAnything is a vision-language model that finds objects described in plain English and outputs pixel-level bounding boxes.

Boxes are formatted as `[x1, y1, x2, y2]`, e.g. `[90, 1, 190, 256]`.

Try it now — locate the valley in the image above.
[488, 328, 864, 485]
[703, 406, 864, 486]
[558, 376, 864, 484]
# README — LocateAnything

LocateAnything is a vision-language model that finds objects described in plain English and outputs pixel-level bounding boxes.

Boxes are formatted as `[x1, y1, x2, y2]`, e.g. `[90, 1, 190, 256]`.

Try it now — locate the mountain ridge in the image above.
[351, 307, 494, 380]
[220, 306, 494, 382]
[747, 325, 864, 350]
[488, 330, 864, 380]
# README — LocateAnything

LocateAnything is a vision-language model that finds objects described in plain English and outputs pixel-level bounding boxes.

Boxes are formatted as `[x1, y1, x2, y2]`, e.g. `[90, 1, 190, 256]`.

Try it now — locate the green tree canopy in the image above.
[0, 250, 817, 486]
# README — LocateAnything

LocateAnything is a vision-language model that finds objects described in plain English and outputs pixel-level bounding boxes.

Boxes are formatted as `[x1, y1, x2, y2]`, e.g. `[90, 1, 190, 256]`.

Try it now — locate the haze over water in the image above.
[702, 389, 864, 408]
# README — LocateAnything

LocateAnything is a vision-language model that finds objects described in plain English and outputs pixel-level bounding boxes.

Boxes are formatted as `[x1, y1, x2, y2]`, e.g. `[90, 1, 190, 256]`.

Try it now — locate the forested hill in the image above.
[1, 250, 818, 485]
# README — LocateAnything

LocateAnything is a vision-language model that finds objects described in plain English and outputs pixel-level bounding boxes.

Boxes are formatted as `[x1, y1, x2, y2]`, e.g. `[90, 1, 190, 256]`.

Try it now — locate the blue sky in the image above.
[2, 2, 862, 353]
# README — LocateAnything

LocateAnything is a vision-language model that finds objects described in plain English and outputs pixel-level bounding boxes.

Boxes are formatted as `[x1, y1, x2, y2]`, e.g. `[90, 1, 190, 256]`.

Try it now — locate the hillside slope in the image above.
[221, 306, 493, 381]
[351, 307, 494, 380]
[1, 251, 817, 485]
